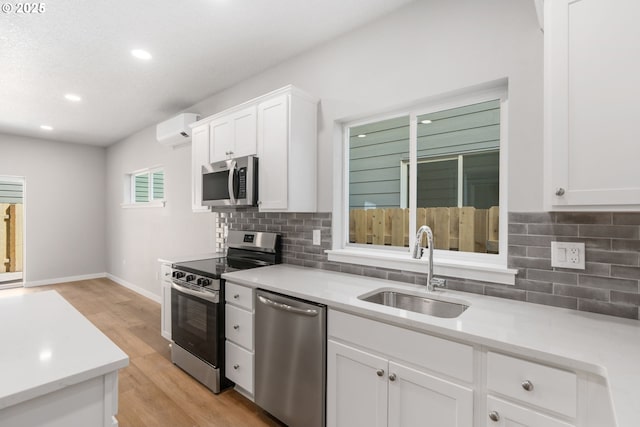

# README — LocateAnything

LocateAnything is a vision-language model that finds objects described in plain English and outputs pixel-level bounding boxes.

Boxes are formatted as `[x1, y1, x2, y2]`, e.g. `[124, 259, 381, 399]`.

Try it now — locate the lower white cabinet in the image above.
[159, 262, 172, 340]
[327, 340, 472, 427]
[486, 396, 574, 427]
[224, 281, 255, 399]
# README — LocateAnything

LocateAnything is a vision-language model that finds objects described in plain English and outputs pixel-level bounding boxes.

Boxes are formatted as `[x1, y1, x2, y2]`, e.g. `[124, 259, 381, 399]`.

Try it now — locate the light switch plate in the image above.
[312, 229, 321, 245]
[551, 241, 585, 270]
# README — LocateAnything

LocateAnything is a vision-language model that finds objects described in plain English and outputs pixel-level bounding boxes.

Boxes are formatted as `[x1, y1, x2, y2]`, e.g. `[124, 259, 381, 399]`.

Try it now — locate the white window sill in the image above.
[326, 248, 517, 285]
[121, 201, 166, 209]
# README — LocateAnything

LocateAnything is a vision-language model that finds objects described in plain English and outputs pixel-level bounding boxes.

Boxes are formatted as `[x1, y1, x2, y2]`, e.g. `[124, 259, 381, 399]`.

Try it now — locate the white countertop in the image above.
[223, 264, 640, 427]
[0, 291, 129, 410]
[158, 251, 225, 265]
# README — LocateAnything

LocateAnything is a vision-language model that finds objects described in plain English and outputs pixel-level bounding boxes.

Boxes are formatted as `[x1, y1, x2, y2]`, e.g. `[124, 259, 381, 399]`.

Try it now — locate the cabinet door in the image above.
[327, 340, 388, 427]
[257, 94, 289, 210]
[191, 125, 210, 212]
[486, 396, 574, 427]
[388, 362, 473, 427]
[230, 105, 257, 158]
[209, 117, 233, 163]
[545, 0, 640, 208]
[161, 282, 171, 340]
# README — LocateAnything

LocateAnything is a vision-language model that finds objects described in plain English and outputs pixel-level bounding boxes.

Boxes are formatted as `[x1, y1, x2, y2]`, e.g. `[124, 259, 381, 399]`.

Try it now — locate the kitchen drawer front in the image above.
[160, 263, 172, 283]
[226, 341, 254, 394]
[486, 396, 575, 427]
[487, 352, 577, 417]
[328, 309, 473, 382]
[225, 304, 253, 351]
[225, 282, 254, 311]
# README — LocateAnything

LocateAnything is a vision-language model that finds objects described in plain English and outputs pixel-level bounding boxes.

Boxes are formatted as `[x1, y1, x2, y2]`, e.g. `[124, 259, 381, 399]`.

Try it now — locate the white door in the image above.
[191, 125, 210, 212]
[230, 105, 257, 158]
[388, 362, 473, 427]
[257, 94, 289, 210]
[327, 340, 388, 427]
[486, 396, 575, 427]
[209, 117, 233, 163]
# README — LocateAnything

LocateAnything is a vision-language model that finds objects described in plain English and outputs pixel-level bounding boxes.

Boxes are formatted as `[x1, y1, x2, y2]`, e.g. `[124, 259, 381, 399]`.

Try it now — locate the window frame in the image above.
[121, 166, 166, 209]
[328, 81, 516, 285]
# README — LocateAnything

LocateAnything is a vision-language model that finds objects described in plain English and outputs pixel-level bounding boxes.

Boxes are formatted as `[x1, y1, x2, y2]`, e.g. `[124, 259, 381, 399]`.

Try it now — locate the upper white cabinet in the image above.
[190, 85, 318, 212]
[544, 0, 640, 210]
[257, 87, 318, 212]
[209, 105, 257, 163]
[191, 124, 211, 213]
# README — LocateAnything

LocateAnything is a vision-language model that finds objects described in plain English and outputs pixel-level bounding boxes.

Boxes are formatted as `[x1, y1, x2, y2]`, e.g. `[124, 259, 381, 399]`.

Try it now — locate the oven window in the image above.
[202, 171, 231, 201]
[177, 295, 208, 339]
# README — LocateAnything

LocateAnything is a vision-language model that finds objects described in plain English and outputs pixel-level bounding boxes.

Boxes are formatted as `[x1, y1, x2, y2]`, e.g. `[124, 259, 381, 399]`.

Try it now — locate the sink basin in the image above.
[359, 290, 469, 318]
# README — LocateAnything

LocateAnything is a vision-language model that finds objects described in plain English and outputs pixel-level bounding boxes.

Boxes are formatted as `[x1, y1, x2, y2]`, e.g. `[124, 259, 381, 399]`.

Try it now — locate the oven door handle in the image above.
[172, 282, 219, 303]
[257, 295, 319, 317]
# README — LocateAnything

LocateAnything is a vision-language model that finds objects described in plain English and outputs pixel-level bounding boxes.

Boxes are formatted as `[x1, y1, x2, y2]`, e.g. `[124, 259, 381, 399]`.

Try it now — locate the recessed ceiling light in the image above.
[420, 119, 432, 124]
[64, 93, 82, 102]
[40, 125, 53, 131]
[357, 134, 367, 138]
[131, 49, 152, 60]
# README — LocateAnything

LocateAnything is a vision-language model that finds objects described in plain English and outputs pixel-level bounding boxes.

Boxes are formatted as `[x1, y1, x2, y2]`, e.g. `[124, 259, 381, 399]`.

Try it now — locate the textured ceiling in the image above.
[0, 0, 414, 146]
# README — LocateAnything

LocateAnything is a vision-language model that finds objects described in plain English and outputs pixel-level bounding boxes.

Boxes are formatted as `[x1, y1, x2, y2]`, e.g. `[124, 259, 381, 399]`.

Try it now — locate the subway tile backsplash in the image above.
[215, 209, 640, 320]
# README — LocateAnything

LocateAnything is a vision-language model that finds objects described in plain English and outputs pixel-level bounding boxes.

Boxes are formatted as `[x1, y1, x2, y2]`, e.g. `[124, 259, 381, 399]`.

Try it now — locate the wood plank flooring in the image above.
[2, 278, 284, 427]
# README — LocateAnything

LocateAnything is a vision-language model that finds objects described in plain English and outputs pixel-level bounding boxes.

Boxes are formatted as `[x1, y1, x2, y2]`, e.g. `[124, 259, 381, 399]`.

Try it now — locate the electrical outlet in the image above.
[312, 229, 321, 245]
[551, 242, 585, 270]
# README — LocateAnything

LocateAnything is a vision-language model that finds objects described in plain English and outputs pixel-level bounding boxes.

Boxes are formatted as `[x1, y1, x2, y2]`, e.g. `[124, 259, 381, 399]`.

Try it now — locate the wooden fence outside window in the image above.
[349, 206, 499, 254]
[1, 204, 23, 273]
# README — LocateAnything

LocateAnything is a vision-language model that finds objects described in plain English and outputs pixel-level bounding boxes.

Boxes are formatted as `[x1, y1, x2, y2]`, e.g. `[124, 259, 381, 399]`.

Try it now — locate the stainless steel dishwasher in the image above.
[255, 289, 326, 427]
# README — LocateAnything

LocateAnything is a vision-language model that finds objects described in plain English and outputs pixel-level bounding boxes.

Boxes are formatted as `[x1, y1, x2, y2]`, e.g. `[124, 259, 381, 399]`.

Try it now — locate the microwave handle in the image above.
[228, 159, 237, 205]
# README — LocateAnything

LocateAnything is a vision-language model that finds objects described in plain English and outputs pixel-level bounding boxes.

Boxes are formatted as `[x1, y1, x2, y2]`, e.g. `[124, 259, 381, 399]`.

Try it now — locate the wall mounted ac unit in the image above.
[156, 113, 200, 147]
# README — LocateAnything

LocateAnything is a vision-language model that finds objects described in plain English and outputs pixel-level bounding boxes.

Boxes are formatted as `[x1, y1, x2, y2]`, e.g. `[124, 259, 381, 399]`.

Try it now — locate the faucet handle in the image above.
[431, 277, 447, 288]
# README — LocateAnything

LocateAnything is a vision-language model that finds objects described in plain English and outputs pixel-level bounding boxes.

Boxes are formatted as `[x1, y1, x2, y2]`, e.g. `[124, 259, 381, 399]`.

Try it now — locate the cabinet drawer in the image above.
[225, 282, 254, 311]
[160, 263, 172, 282]
[328, 309, 473, 382]
[487, 352, 577, 417]
[486, 396, 575, 427]
[226, 341, 254, 394]
[225, 304, 253, 351]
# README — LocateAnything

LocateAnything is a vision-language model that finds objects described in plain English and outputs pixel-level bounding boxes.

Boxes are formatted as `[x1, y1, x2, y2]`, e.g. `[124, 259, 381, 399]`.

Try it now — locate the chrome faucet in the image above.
[412, 225, 446, 292]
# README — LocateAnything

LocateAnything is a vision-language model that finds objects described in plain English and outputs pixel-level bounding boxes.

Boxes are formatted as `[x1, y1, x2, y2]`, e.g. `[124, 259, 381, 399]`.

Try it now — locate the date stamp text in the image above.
[1, 3, 46, 14]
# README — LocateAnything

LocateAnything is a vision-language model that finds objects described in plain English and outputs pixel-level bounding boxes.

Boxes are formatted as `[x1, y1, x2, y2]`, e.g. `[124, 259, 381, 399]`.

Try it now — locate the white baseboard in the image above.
[106, 274, 162, 304]
[24, 273, 107, 287]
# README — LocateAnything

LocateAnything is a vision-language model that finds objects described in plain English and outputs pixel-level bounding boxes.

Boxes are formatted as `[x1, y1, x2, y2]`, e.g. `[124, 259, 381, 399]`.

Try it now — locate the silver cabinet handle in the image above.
[489, 411, 500, 422]
[233, 364, 239, 370]
[233, 324, 239, 330]
[388, 373, 397, 382]
[233, 294, 240, 299]
[376, 369, 384, 377]
[257, 295, 319, 317]
[555, 187, 565, 196]
[521, 380, 534, 391]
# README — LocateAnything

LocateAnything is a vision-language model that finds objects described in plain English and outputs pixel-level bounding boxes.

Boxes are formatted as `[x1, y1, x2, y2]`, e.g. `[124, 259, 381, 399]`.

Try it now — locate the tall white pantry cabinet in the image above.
[544, 0, 640, 210]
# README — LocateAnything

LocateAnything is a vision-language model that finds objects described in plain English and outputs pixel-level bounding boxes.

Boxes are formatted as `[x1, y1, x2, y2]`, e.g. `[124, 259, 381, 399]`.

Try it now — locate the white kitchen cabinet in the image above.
[224, 281, 255, 399]
[327, 310, 473, 427]
[257, 87, 318, 212]
[159, 262, 172, 340]
[486, 396, 574, 427]
[209, 105, 257, 163]
[191, 124, 211, 212]
[544, 0, 640, 210]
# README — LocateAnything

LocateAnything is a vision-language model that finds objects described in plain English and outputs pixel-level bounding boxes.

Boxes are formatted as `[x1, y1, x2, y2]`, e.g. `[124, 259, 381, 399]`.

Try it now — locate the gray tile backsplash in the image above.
[215, 209, 640, 320]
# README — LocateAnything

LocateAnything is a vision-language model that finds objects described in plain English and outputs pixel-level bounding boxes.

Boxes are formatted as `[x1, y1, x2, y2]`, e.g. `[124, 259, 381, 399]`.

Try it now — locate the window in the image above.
[122, 167, 165, 208]
[331, 83, 514, 284]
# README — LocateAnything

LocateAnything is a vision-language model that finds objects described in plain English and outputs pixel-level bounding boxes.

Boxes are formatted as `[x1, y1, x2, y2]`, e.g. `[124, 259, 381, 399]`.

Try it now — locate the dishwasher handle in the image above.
[257, 294, 319, 317]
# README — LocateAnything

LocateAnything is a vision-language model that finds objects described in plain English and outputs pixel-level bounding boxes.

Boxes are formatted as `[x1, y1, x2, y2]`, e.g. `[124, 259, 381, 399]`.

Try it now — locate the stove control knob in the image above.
[185, 274, 195, 282]
[173, 271, 185, 279]
[200, 278, 211, 286]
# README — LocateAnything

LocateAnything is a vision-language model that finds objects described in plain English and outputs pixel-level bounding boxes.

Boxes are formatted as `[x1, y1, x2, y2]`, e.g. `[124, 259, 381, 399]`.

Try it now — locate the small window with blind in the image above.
[122, 167, 165, 208]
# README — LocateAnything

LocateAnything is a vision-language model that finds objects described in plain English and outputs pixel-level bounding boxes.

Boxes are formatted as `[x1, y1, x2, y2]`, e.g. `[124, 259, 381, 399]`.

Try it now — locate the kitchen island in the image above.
[0, 290, 129, 427]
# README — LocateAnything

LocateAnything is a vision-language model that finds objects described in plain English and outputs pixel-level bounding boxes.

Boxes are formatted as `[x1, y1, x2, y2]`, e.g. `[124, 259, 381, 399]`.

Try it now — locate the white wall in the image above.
[0, 133, 106, 284]
[106, 0, 544, 297]
[105, 126, 216, 297]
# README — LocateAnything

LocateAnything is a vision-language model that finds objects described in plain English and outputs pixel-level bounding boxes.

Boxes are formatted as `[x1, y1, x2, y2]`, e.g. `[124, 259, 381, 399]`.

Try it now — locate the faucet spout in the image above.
[412, 225, 445, 292]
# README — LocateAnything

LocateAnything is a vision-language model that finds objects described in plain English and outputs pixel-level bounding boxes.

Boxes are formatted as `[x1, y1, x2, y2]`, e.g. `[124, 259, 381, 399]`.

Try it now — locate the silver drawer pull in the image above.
[521, 380, 534, 391]
[233, 294, 240, 299]
[388, 373, 396, 382]
[233, 324, 239, 330]
[489, 411, 500, 422]
[233, 364, 239, 370]
[376, 369, 384, 377]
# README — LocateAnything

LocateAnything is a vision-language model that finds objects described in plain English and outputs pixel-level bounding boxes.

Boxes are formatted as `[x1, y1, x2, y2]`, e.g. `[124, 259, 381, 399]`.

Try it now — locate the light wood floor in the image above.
[3, 278, 284, 427]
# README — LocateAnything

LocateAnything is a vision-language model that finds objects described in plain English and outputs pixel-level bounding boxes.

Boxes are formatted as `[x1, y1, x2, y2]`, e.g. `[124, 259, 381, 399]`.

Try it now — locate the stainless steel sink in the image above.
[359, 290, 469, 318]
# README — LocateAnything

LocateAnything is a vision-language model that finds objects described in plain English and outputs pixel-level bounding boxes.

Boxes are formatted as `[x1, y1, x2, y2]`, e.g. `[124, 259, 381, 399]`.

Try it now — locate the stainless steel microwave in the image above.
[202, 155, 258, 207]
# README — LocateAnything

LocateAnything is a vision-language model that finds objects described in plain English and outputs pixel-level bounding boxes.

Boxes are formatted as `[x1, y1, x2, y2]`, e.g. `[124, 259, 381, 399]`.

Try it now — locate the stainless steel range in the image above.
[170, 230, 281, 393]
